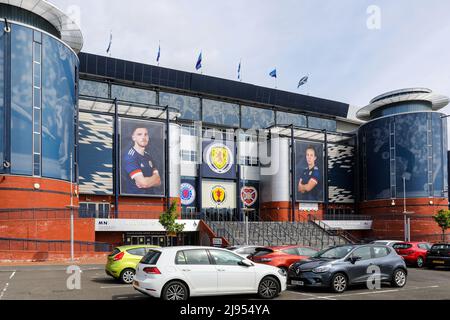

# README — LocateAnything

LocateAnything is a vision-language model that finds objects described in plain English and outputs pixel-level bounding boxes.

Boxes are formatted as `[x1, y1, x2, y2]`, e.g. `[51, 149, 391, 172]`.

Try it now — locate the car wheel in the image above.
[258, 276, 280, 299]
[391, 269, 407, 288]
[120, 268, 135, 284]
[331, 273, 347, 293]
[162, 281, 189, 301]
[416, 257, 424, 268]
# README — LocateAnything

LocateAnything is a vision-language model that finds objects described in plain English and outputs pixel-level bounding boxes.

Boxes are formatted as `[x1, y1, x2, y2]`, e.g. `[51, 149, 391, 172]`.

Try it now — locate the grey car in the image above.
[287, 244, 407, 293]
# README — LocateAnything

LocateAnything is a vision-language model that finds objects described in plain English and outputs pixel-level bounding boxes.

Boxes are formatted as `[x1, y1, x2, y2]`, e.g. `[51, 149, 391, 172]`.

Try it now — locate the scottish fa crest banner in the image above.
[202, 140, 236, 179]
[202, 180, 236, 209]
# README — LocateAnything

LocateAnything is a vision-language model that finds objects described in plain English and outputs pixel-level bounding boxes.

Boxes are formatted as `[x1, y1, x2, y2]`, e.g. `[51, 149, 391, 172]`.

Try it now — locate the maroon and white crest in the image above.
[241, 186, 258, 207]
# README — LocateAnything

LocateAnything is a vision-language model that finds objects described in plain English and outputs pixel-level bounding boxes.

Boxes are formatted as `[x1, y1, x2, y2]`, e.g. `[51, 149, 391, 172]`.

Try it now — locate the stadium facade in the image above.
[0, 1, 448, 257]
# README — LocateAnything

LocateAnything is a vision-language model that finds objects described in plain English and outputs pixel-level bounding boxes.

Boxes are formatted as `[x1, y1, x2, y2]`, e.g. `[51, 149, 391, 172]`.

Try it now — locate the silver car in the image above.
[287, 244, 407, 293]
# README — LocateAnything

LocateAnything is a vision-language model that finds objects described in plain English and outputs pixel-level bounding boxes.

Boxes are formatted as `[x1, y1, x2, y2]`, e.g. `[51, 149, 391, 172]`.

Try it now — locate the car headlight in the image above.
[278, 268, 287, 277]
[312, 265, 331, 273]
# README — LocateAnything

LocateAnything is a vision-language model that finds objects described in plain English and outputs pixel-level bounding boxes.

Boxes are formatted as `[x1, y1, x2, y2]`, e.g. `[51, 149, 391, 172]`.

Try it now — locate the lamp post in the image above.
[402, 175, 412, 242]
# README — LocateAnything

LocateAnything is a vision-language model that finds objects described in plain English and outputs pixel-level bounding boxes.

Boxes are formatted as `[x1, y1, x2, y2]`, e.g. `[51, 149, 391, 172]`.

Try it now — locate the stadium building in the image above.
[0, 1, 448, 259]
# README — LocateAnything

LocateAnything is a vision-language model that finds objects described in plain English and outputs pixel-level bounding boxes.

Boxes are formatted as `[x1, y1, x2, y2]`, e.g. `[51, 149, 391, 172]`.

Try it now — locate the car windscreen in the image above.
[140, 250, 162, 265]
[312, 246, 354, 259]
[393, 243, 412, 250]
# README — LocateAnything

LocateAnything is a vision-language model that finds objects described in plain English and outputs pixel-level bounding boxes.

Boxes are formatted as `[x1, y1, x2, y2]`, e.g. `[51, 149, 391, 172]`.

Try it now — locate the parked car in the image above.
[393, 242, 432, 268]
[287, 244, 407, 293]
[426, 243, 450, 268]
[105, 245, 160, 284]
[249, 245, 319, 273]
[133, 246, 287, 300]
[371, 240, 403, 247]
[226, 245, 266, 258]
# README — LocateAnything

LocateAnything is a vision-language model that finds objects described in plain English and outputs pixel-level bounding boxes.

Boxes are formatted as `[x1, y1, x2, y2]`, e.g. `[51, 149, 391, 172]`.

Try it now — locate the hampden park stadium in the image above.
[0, 0, 449, 261]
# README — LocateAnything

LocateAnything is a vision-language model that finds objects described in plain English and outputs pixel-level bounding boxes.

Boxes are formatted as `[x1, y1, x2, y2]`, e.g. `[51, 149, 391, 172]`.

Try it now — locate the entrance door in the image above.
[131, 236, 145, 245]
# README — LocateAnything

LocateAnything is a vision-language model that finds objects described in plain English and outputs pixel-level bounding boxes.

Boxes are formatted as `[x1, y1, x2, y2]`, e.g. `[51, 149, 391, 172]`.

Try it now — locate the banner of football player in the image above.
[180, 178, 197, 207]
[201, 140, 236, 179]
[240, 181, 259, 210]
[295, 141, 324, 203]
[119, 118, 165, 197]
[202, 180, 237, 209]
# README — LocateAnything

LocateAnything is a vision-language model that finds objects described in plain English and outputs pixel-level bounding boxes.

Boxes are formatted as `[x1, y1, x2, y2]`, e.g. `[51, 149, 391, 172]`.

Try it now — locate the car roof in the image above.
[268, 245, 311, 250]
[116, 245, 160, 250]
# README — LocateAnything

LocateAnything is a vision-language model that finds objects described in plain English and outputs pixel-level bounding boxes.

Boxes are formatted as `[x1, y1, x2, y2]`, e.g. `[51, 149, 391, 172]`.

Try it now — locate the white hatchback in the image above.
[133, 246, 287, 300]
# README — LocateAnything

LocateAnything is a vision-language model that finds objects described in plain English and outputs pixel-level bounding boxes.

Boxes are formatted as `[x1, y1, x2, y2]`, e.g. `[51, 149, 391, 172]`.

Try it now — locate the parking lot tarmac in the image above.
[0, 265, 448, 300]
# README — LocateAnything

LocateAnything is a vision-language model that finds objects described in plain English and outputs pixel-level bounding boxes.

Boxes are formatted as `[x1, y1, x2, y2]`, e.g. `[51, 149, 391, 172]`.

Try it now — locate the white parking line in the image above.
[287, 290, 336, 300]
[100, 285, 132, 289]
[0, 271, 16, 300]
[303, 285, 441, 300]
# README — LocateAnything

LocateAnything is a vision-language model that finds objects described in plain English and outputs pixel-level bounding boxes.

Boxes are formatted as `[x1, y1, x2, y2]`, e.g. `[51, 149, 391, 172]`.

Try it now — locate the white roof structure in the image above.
[0, 0, 83, 53]
[356, 88, 449, 121]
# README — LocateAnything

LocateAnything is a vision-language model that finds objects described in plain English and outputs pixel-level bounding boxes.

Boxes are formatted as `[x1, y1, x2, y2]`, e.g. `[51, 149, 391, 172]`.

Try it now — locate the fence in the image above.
[0, 237, 113, 253]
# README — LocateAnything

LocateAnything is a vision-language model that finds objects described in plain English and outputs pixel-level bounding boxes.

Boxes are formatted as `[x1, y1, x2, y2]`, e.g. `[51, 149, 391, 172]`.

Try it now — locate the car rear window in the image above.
[281, 248, 298, 255]
[179, 250, 211, 265]
[253, 249, 273, 257]
[127, 248, 146, 256]
[418, 243, 431, 250]
[109, 248, 121, 256]
[393, 243, 412, 250]
[140, 250, 161, 265]
[431, 244, 450, 250]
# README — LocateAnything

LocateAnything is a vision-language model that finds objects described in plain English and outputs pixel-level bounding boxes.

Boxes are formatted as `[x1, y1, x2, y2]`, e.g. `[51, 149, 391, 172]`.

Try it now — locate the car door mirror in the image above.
[238, 260, 253, 267]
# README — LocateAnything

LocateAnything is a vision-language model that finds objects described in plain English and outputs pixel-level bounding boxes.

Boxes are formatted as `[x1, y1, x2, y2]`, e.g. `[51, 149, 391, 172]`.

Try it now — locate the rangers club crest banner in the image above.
[202, 140, 236, 179]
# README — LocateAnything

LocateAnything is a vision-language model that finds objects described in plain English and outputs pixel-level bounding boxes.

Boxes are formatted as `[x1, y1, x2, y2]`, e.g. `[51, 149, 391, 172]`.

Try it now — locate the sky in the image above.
[52, 0, 450, 121]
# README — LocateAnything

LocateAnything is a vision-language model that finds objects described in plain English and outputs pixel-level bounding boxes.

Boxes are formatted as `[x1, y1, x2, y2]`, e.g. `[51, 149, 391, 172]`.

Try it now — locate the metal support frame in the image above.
[323, 129, 329, 216]
[113, 98, 119, 217]
[165, 106, 170, 211]
[290, 124, 296, 222]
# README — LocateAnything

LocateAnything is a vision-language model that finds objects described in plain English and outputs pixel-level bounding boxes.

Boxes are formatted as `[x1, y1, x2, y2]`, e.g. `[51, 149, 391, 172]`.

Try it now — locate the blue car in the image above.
[287, 244, 407, 293]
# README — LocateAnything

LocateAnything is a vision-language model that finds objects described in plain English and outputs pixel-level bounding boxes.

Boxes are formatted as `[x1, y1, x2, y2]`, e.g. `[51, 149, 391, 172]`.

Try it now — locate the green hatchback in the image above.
[105, 245, 160, 284]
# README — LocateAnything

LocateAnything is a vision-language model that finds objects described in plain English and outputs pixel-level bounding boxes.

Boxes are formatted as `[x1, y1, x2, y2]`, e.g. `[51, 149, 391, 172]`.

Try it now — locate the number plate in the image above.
[291, 280, 304, 286]
[432, 260, 445, 264]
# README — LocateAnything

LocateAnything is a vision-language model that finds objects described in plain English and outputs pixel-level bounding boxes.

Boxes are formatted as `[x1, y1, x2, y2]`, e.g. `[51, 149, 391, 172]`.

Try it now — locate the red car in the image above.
[249, 245, 318, 273]
[393, 242, 432, 268]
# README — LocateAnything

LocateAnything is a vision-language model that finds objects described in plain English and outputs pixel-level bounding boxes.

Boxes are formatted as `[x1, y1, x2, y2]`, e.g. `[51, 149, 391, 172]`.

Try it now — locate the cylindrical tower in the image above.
[0, 0, 82, 209]
[357, 88, 449, 241]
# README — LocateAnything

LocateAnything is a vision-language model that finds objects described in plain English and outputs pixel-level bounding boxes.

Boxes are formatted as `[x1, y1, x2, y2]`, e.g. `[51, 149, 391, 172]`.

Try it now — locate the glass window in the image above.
[281, 248, 298, 255]
[417, 243, 431, 250]
[372, 246, 390, 258]
[141, 250, 161, 264]
[241, 105, 274, 129]
[276, 111, 306, 127]
[297, 247, 318, 256]
[182, 249, 211, 265]
[11, 25, 33, 175]
[111, 84, 156, 105]
[352, 247, 372, 260]
[0, 22, 4, 170]
[209, 250, 244, 266]
[203, 99, 239, 127]
[159, 92, 201, 121]
[308, 116, 337, 132]
[393, 243, 412, 250]
[34, 43, 41, 63]
[41, 34, 77, 181]
[79, 79, 109, 98]
[127, 248, 146, 256]
[175, 251, 187, 264]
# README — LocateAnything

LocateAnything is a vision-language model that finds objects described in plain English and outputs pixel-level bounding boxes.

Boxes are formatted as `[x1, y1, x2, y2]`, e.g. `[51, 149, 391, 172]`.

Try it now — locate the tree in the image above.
[433, 209, 450, 242]
[159, 200, 185, 242]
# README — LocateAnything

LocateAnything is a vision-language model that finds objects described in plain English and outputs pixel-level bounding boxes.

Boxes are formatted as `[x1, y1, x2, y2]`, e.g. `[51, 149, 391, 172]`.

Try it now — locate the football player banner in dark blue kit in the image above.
[295, 141, 324, 202]
[120, 118, 165, 196]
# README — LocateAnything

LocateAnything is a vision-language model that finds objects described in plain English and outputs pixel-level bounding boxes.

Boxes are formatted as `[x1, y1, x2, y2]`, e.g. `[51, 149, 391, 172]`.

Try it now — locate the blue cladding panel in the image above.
[328, 143, 355, 203]
[11, 25, 33, 175]
[41, 34, 77, 181]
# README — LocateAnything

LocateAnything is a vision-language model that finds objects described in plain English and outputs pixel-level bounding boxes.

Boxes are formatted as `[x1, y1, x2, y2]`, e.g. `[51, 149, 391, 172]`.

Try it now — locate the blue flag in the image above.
[269, 69, 277, 78]
[156, 44, 161, 63]
[106, 32, 112, 54]
[237, 61, 241, 80]
[297, 75, 308, 88]
[196, 52, 202, 70]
